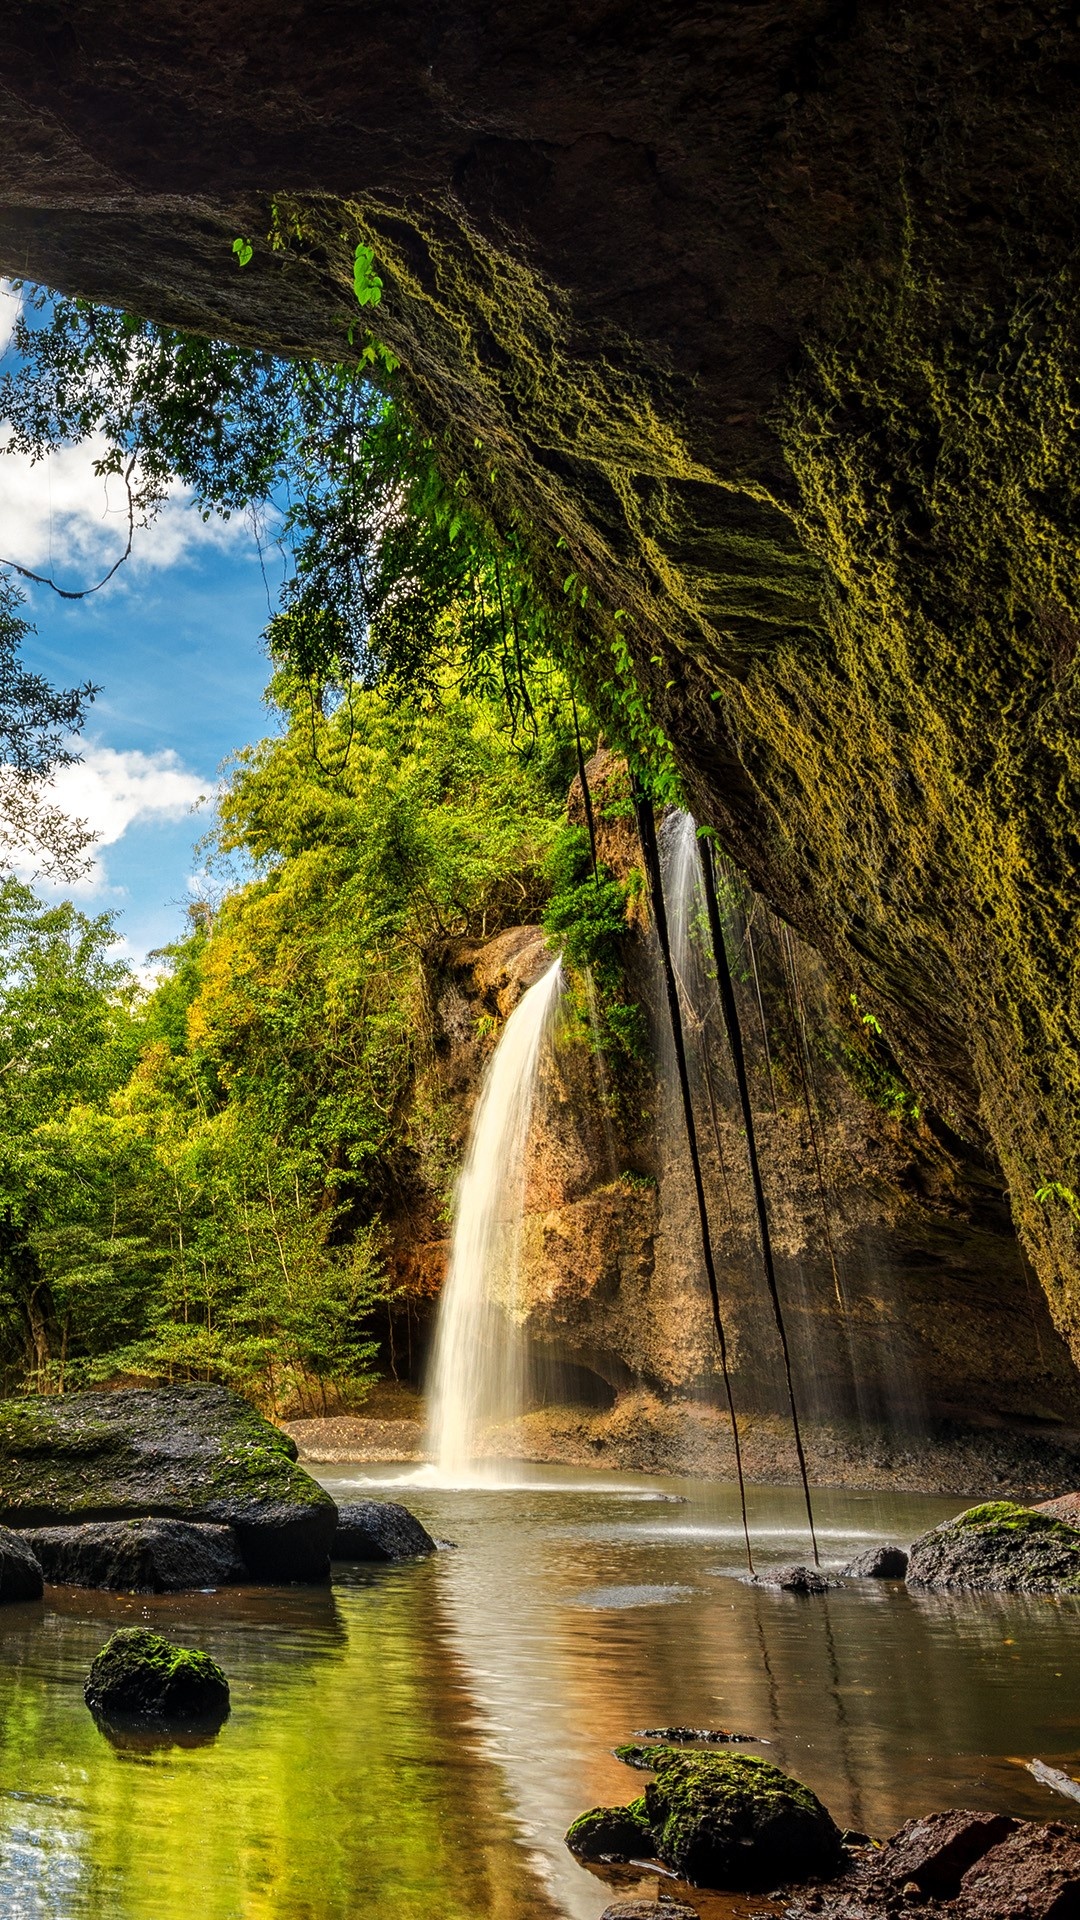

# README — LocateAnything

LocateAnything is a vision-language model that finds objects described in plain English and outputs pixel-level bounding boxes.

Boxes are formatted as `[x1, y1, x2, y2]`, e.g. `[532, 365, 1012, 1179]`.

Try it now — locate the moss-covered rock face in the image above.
[907, 1499, 1080, 1593]
[0, 8, 1078, 1339]
[0, 1386, 336, 1582]
[84, 1627, 230, 1724]
[566, 1750, 843, 1890]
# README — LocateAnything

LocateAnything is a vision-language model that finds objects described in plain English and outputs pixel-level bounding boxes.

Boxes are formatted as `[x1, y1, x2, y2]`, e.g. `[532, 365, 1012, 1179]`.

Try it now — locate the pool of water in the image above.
[0, 1465, 1077, 1918]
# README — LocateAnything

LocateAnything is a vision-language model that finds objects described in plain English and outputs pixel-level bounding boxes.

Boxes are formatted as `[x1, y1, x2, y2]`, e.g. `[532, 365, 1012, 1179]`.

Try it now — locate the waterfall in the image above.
[425, 957, 563, 1482]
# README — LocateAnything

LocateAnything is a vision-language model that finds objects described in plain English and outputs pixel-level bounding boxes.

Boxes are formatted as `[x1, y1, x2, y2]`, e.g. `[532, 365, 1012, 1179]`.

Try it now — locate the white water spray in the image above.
[425, 957, 563, 1481]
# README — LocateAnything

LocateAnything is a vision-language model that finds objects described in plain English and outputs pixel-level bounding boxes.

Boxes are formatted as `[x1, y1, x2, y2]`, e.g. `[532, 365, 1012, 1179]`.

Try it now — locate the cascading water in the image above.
[425, 956, 563, 1482]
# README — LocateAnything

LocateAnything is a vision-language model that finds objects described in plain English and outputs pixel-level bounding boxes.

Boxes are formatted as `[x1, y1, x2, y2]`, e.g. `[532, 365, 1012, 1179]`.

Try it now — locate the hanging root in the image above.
[631, 780, 754, 1575]
[698, 836, 820, 1566]
[776, 921, 845, 1313]
[570, 693, 600, 887]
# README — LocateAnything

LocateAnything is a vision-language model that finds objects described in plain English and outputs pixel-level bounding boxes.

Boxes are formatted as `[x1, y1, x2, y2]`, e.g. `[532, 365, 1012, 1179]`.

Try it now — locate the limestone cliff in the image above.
[0, 5, 1078, 1344]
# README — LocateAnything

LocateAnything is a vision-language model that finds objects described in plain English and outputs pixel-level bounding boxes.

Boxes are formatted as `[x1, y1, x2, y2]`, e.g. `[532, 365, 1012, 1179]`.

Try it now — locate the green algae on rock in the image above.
[0, 1385, 336, 1582]
[906, 1500, 1080, 1593]
[566, 1749, 843, 1889]
[84, 1628, 230, 1724]
[564, 1798, 653, 1863]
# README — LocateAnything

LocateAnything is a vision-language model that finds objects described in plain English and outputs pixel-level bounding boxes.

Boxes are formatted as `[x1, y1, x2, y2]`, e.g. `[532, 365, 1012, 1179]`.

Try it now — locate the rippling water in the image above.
[0, 1465, 1077, 1919]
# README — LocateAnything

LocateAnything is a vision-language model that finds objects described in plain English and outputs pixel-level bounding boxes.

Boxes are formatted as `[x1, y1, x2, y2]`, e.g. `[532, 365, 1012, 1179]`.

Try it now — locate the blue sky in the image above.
[0, 284, 283, 970]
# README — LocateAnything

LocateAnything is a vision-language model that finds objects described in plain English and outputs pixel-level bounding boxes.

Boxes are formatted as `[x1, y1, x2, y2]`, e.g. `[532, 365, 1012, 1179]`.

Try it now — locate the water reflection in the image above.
[0, 1467, 1075, 1918]
[325, 1466, 1080, 1919]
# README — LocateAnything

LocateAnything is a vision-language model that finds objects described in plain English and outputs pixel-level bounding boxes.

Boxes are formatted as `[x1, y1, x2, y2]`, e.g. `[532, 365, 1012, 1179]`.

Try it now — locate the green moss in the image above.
[85, 1627, 230, 1722]
[644, 1751, 842, 1888]
[566, 1750, 842, 1889]
[957, 1500, 1073, 1535]
[564, 1796, 652, 1862]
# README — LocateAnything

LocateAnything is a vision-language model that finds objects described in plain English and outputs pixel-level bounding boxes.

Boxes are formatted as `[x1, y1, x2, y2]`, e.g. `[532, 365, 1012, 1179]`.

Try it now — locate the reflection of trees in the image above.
[0, 1572, 562, 1920]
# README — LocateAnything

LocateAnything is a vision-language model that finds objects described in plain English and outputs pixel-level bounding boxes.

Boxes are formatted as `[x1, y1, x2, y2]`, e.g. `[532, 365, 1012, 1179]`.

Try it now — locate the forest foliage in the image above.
[0, 673, 585, 1409]
[0, 287, 653, 1407]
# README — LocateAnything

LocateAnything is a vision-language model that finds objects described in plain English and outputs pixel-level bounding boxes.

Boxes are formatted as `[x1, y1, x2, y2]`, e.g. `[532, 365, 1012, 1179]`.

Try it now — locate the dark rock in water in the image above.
[755, 1564, 837, 1594]
[906, 1500, 1080, 1593]
[600, 1904, 698, 1920]
[567, 1749, 843, 1889]
[840, 1544, 909, 1579]
[23, 1519, 245, 1592]
[0, 1385, 336, 1583]
[85, 1627, 229, 1725]
[617, 1739, 759, 1769]
[0, 1525, 43, 1602]
[331, 1500, 436, 1562]
[783, 1809, 1080, 1918]
[634, 1726, 757, 1745]
[565, 1798, 653, 1861]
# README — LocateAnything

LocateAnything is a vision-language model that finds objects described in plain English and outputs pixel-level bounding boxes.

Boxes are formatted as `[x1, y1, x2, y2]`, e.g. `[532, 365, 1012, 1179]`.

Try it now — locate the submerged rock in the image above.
[906, 1500, 1080, 1592]
[23, 1518, 245, 1592]
[633, 1726, 757, 1744]
[783, 1808, 1080, 1918]
[754, 1564, 837, 1594]
[331, 1500, 437, 1562]
[567, 1749, 843, 1889]
[85, 1627, 229, 1725]
[0, 1525, 43, 1601]
[0, 1385, 336, 1582]
[840, 1544, 908, 1579]
[600, 1905, 698, 1920]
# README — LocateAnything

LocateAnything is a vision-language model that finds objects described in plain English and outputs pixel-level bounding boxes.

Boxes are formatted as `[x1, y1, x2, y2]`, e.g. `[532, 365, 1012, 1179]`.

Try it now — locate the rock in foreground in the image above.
[906, 1501, 1080, 1593]
[567, 1750, 843, 1889]
[24, 1519, 245, 1592]
[85, 1627, 229, 1725]
[0, 1525, 43, 1601]
[0, 1386, 336, 1582]
[331, 1500, 437, 1562]
[840, 1545, 909, 1579]
[755, 1565, 837, 1595]
[783, 1808, 1080, 1918]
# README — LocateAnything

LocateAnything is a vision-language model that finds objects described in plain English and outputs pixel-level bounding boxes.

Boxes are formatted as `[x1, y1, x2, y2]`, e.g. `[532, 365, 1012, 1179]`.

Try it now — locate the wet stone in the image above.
[23, 1518, 246, 1592]
[599, 1904, 699, 1919]
[331, 1500, 437, 1562]
[755, 1565, 837, 1594]
[634, 1727, 757, 1744]
[841, 1545, 909, 1579]
[0, 1524, 43, 1602]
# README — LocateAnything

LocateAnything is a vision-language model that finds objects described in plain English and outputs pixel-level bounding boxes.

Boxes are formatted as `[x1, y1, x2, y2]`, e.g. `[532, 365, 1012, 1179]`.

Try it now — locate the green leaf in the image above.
[232, 238, 253, 268]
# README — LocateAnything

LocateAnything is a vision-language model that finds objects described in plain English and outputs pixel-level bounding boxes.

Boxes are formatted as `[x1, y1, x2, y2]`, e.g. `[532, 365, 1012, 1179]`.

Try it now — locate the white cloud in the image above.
[0, 431, 244, 588]
[0, 282, 21, 362]
[49, 743, 208, 852]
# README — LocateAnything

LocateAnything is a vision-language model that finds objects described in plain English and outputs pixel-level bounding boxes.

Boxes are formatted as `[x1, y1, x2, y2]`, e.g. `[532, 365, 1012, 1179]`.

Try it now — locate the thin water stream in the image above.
[0, 1467, 1077, 1918]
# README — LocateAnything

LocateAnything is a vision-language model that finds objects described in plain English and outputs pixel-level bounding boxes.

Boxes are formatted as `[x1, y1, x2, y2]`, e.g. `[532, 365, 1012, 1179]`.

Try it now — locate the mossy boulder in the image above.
[565, 1798, 653, 1862]
[906, 1501, 1080, 1593]
[84, 1627, 229, 1725]
[0, 1385, 336, 1582]
[566, 1749, 843, 1889]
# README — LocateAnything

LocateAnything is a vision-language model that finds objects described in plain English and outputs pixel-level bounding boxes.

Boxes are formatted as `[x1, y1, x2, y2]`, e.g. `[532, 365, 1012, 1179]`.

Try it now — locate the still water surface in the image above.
[0, 1465, 1077, 1919]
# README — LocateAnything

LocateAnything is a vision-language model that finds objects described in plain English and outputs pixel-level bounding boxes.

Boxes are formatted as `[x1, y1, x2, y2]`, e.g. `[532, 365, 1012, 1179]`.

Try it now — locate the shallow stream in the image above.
[0, 1465, 1078, 1919]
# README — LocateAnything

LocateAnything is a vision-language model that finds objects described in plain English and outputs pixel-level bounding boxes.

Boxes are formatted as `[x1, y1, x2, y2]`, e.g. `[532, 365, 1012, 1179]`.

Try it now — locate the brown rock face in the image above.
[786, 1812, 1080, 1919]
[0, 7, 1079, 1346]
